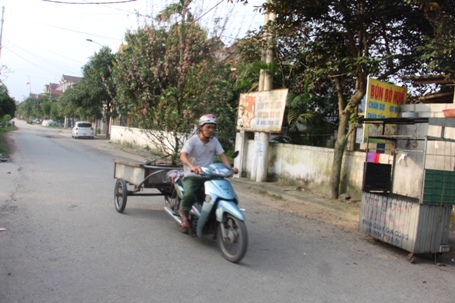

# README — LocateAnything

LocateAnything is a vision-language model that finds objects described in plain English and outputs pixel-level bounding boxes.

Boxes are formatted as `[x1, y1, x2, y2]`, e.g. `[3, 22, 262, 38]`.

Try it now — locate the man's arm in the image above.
[219, 153, 238, 174]
[180, 152, 203, 174]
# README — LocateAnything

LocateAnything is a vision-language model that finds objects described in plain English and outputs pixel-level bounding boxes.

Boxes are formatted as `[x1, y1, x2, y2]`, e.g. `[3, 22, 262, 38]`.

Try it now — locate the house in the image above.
[29, 74, 82, 98]
[59, 74, 82, 92]
[44, 83, 63, 96]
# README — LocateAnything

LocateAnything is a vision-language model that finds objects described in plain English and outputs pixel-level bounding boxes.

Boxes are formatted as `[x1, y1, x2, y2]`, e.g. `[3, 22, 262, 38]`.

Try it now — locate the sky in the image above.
[0, 0, 265, 102]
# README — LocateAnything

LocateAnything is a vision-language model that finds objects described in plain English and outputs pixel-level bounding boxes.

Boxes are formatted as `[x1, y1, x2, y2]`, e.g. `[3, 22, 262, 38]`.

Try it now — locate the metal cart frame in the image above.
[359, 117, 455, 263]
[113, 159, 182, 213]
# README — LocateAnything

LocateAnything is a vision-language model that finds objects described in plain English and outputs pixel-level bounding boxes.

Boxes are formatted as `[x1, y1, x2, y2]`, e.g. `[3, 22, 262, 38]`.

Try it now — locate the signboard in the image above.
[236, 89, 288, 132]
[364, 78, 407, 141]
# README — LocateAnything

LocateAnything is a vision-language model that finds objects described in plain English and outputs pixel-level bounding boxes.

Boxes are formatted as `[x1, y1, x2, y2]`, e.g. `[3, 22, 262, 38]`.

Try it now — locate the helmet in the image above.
[199, 114, 217, 126]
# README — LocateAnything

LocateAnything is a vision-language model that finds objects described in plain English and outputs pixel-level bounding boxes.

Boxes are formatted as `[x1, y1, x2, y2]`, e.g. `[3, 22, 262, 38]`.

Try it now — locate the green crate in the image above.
[422, 169, 455, 205]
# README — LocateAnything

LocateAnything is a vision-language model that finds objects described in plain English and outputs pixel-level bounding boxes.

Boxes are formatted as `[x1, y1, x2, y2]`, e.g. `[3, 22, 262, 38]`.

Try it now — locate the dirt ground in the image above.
[4, 131, 17, 157]
[232, 179, 361, 230]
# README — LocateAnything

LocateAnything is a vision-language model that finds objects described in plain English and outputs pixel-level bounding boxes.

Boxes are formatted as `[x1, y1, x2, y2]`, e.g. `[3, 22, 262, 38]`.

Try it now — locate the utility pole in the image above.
[252, 1, 275, 182]
[234, 0, 275, 182]
[0, 7, 4, 60]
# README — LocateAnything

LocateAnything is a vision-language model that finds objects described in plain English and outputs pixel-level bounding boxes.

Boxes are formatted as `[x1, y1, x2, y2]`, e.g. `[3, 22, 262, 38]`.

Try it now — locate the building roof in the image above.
[62, 74, 82, 84]
[402, 74, 455, 104]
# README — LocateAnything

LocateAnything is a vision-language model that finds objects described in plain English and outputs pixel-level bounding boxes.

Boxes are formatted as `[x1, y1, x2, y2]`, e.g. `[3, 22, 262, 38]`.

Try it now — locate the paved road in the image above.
[1, 120, 455, 303]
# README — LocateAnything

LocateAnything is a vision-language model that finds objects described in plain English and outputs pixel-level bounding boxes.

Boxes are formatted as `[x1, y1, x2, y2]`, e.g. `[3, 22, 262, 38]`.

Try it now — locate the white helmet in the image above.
[199, 114, 217, 126]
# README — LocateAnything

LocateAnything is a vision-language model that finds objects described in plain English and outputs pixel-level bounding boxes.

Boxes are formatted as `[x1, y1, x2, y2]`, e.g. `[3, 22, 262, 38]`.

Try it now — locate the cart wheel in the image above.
[407, 253, 416, 264]
[114, 178, 128, 213]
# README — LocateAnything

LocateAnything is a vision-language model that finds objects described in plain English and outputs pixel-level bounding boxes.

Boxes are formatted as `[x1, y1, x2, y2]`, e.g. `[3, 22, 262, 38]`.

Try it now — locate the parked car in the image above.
[72, 121, 94, 139]
[42, 119, 54, 126]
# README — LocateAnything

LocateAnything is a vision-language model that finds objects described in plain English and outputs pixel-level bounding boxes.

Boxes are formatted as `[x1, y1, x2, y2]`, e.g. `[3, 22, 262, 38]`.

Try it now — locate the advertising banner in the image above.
[236, 89, 288, 132]
[364, 78, 407, 141]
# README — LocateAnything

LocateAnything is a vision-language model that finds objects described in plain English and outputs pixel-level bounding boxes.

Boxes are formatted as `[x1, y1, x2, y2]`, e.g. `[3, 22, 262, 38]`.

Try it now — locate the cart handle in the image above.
[135, 170, 166, 189]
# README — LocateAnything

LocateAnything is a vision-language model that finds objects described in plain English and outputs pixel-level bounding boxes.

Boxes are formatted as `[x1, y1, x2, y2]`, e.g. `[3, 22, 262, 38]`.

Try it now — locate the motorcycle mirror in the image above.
[232, 150, 239, 159]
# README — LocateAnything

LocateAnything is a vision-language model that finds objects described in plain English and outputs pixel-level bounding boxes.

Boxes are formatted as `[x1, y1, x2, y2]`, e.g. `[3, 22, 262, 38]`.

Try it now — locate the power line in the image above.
[3, 44, 82, 76]
[11, 15, 122, 41]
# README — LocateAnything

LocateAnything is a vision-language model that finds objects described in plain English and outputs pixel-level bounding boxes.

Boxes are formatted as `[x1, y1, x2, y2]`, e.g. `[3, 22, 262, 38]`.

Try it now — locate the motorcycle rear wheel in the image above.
[164, 187, 180, 211]
[217, 214, 248, 263]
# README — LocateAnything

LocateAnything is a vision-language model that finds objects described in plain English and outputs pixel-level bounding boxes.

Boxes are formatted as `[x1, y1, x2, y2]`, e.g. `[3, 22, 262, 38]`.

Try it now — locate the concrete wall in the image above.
[242, 140, 366, 195]
[110, 126, 192, 155]
[111, 126, 153, 149]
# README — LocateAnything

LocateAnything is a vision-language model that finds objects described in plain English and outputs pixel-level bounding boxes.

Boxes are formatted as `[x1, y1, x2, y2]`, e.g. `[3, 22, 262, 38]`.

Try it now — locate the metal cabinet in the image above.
[359, 117, 455, 262]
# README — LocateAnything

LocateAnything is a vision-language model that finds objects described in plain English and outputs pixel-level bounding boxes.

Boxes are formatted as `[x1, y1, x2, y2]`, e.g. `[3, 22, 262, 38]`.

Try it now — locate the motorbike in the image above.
[163, 155, 248, 263]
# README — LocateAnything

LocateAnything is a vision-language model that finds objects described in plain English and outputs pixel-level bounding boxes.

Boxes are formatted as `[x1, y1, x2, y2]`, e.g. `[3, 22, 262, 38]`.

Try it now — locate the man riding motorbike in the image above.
[179, 114, 238, 230]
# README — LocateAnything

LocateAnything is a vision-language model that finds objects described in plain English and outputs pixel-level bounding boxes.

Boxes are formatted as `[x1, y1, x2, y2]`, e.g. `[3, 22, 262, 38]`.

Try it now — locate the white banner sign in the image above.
[236, 89, 288, 132]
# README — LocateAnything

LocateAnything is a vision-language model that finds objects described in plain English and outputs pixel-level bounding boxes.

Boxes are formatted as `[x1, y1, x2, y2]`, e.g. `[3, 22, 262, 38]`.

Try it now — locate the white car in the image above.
[72, 121, 94, 139]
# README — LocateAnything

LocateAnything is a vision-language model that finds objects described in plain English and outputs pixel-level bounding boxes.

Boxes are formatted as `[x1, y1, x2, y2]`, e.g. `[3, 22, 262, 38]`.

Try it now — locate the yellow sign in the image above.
[365, 78, 407, 140]
[236, 89, 288, 132]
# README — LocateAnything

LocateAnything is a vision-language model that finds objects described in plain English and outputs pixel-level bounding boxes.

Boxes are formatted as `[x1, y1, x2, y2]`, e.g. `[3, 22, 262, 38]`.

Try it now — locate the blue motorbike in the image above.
[164, 160, 248, 263]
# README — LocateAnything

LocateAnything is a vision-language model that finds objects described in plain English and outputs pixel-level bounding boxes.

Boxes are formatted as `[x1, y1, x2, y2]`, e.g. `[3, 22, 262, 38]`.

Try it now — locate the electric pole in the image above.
[253, 0, 275, 182]
[0, 7, 4, 60]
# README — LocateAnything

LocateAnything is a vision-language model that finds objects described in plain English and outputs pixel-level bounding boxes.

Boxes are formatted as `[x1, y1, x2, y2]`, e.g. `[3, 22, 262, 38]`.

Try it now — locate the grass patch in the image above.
[258, 189, 283, 200]
[0, 126, 17, 158]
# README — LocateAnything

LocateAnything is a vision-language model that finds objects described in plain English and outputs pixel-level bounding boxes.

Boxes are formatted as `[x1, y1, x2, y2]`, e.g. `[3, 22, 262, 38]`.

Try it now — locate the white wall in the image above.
[110, 126, 191, 155]
[111, 126, 152, 149]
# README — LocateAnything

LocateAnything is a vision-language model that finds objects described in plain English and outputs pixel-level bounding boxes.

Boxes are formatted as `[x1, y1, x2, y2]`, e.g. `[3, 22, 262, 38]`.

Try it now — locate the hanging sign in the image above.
[364, 78, 407, 141]
[236, 88, 288, 132]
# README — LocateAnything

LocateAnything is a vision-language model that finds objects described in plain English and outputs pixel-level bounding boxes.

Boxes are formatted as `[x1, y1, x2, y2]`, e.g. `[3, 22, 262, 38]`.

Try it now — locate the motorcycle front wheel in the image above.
[217, 214, 248, 263]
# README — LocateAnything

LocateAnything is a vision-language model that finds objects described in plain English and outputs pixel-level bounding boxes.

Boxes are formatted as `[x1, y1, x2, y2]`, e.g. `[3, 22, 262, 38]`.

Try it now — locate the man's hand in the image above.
[191, 166, 203, 174]
[232, 167, 239, 174]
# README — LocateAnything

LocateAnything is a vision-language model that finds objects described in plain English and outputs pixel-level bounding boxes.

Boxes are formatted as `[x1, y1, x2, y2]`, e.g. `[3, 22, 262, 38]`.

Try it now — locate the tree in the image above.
[409, 0, 455, 76]
[112, 0, 238, 164]
[81, 46, 117, 138]
[37, 93, 58, 120]
[235, 0, 455, 198]
[58, 84, 88, 125]
[285, 80, 338, 147]
[49, 102, 63, 123]
[234, 35, 339, 147]
[0, 82, 16, 119]
[16, 96, 45, 120]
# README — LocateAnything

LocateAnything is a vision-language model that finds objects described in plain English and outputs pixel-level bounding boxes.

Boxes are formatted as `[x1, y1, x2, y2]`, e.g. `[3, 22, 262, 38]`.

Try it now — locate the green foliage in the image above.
[16, 93, 58, 121]
[41, 101, 52, 119]
[257, 0, 455, 103]
[58, 86, 85, 120]
[2, 114, 12, 122]
[0, 82, 16, 119]
[81, 46, 117, 136]
[235, 30, 340, 147]
[237, 0, 455, 197]
[412, 1, 455, 77]
[112, 3, 237, 164]
[0, 125, 16, 158]
[49, 102, 63, 123]
[16, 97, 42, 120]
[284, 79, 338, 146]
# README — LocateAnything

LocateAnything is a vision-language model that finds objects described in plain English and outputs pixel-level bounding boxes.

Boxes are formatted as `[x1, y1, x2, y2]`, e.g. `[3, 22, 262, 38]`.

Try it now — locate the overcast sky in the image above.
[0, 0, 264, 102]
